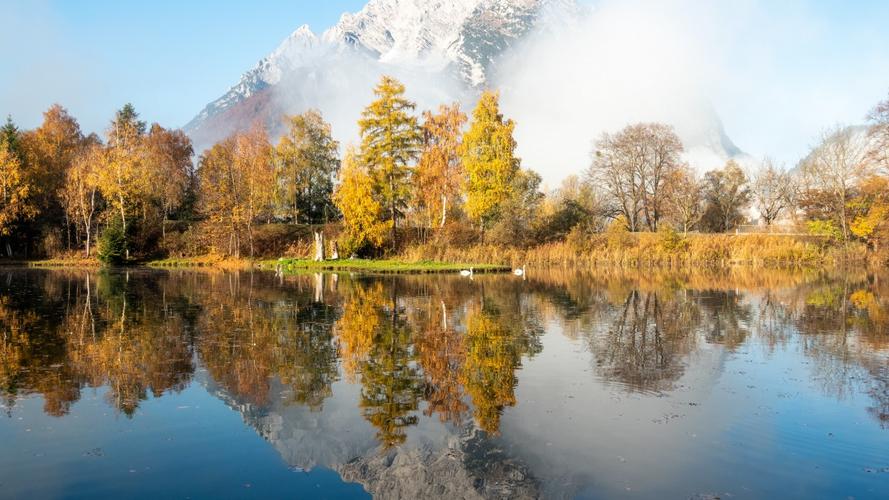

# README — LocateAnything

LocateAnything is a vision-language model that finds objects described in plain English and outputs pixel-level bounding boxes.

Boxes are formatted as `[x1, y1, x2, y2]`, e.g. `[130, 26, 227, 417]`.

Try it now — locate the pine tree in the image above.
[460, 90, 520, 231]
[358, 76, 422, 249]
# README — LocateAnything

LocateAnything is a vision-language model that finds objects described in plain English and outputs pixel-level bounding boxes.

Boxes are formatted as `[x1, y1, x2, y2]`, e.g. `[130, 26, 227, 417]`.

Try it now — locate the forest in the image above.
[2, 75, 888, 266]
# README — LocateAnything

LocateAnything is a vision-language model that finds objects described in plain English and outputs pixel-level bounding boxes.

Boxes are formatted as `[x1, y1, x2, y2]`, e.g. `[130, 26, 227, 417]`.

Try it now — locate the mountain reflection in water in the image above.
[0, 268, 887, 499]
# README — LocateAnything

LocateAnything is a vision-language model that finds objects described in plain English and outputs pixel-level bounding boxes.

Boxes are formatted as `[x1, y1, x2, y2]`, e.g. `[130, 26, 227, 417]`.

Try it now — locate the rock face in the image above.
[184, 0, 565, 148]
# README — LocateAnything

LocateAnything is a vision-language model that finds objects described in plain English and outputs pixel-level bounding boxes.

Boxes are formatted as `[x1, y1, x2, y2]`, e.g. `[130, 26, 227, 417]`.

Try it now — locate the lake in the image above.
[0, 267, 887, 499]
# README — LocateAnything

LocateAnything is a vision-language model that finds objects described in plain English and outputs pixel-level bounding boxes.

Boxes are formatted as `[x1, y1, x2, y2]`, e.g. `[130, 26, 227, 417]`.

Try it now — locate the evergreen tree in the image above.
[460, 90, 520, 231]
[1, 116, 21, 160]
[358, 76, 422, 249]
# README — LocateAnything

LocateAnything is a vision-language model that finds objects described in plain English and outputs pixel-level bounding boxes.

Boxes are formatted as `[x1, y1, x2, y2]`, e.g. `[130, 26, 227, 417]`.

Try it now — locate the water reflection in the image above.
[1, 267, 888, 497]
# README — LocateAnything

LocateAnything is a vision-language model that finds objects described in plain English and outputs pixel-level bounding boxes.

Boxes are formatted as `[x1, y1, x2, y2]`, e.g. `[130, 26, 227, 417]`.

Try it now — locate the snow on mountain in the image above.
[184, 0, 745, 183]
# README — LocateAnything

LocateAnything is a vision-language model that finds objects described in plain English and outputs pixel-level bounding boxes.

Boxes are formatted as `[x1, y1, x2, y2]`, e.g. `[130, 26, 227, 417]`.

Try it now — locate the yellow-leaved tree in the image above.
[358, 76, 422, 249]
[0, 128, 36, 239]
[61, 142, 103, 257]
[415, 103, 467, 228]
[198, 125, 274, 257]
[97, 104, 147, 258]
[460, 90, 520, 232]
[142, 124, 194, 240]
[334, 147, 390, 256]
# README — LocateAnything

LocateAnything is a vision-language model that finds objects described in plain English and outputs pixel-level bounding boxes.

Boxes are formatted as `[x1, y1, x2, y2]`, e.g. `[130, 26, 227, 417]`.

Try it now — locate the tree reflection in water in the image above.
[0, 267, 887, 438]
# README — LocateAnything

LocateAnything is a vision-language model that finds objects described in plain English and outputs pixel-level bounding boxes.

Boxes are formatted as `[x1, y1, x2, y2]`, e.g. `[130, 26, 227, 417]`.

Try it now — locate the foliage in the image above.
[358, 76, 422, 248]
[461, 90, 520, 230]
[275, 110, 340, 224]
[657, 224, 687, 252]
[415, 103, 467, 228]
[663, 165, 703, 233]
[701, 160, 751, 232]
[487, 169, 543, 246]
[588, 123, 685, 231]
[197, 125, 274, 257]
[800, 126, 874, 242]
[751, 157, 796, 226]
[0, 137, 36, 236]
[333, 147, 391, 256]
[97, 216, 127, 264]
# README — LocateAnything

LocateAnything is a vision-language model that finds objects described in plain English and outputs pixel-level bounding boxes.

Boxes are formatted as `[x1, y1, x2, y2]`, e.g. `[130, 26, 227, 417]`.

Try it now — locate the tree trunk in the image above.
[118, 193, 128, 260]
[248, 223, 254, 258]
[85, 225, 91, 258]
[314, 230, 325, 261]
[440, 194, 448, 228]
[330, 240, 339, 260]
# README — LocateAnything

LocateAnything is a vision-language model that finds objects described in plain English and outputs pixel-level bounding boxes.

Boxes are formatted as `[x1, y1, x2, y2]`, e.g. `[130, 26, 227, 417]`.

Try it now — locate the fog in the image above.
[269, 0, 750, 187]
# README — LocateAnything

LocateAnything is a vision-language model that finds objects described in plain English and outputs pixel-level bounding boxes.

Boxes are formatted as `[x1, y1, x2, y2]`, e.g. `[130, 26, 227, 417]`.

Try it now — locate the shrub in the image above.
[98, 218, 127, 265]
[658, 225, 688, 252]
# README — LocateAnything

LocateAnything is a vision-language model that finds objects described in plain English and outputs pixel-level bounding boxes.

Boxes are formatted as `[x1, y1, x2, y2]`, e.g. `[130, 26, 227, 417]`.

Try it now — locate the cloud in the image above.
[496, 0, 889, 184]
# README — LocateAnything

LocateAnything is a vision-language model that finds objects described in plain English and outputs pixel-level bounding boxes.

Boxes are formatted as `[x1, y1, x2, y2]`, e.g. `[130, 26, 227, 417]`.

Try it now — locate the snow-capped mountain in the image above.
[184, 0, 745, 183]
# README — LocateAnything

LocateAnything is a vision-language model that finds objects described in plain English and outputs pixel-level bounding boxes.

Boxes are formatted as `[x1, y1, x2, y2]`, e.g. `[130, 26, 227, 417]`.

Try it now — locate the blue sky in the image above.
[1, 0, 888, 171]
[0, 0, 365, 132]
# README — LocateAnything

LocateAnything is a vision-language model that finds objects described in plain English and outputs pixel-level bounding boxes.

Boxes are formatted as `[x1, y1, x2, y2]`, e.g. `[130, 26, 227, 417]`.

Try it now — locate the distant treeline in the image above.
[2, 76, 888, 263]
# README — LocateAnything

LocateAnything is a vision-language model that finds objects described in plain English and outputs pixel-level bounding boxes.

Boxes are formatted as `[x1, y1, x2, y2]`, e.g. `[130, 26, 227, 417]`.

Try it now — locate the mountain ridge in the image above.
[184, 0, 745, 182]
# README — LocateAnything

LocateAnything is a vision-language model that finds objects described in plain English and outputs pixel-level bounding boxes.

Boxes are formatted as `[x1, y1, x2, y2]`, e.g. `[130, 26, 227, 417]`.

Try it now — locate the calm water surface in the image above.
[0, 267, 887, 499]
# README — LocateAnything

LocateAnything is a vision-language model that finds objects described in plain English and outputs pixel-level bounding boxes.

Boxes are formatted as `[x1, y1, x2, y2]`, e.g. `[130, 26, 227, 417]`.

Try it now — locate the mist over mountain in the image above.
[184, 0, 746, 184]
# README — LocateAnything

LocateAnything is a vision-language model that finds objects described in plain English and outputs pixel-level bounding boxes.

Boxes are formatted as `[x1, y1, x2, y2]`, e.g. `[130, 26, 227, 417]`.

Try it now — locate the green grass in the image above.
[257, 258, 510, 274]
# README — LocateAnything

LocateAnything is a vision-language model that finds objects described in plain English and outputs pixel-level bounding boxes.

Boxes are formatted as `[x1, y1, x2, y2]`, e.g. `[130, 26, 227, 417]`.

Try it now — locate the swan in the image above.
[513, 265, 525, 277]
[460, 267, 474, 277]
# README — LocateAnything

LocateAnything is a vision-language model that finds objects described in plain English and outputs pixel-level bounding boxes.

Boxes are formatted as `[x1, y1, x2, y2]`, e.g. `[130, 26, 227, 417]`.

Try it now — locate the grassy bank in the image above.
[16, 233, 871, 273]
[23, 257, 101, 268]
[147, 255, 254, 270]
[257, 258, 510, 274]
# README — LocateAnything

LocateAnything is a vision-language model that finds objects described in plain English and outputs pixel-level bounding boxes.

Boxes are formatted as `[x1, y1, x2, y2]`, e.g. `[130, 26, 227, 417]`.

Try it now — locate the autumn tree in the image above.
[198, 125, 275, 257]
[333, 147, 390, 255]
[61, 142, 103, 257]
[460, 91, 520, 232]
[19, 105, 87, 253]
[275, 110, 340, 224]
[751, 158, 795, 227]
[588, 123, 684, 232]
[415, 103, 467, 228]
[800, 126, 874, 242]
[849, 175, 889, 253]
[488, 169, 544, 246]
[868, 93, 889, 171]
[142, 124, 194, 239]
[0, 123, 37, 242]
[663, 165, 703, 234]
[358, 76, 422, 249]
[701, 160, 751, 233]
[21, 105, 85, 211]
[536, 175, 606, 242]
[97, 104, 147, 258]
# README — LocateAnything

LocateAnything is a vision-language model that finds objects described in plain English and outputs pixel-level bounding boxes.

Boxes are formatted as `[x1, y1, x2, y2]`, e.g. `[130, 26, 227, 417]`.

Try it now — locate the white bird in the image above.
[513, 265, 526, 277]
[460, 267, 474, 277]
